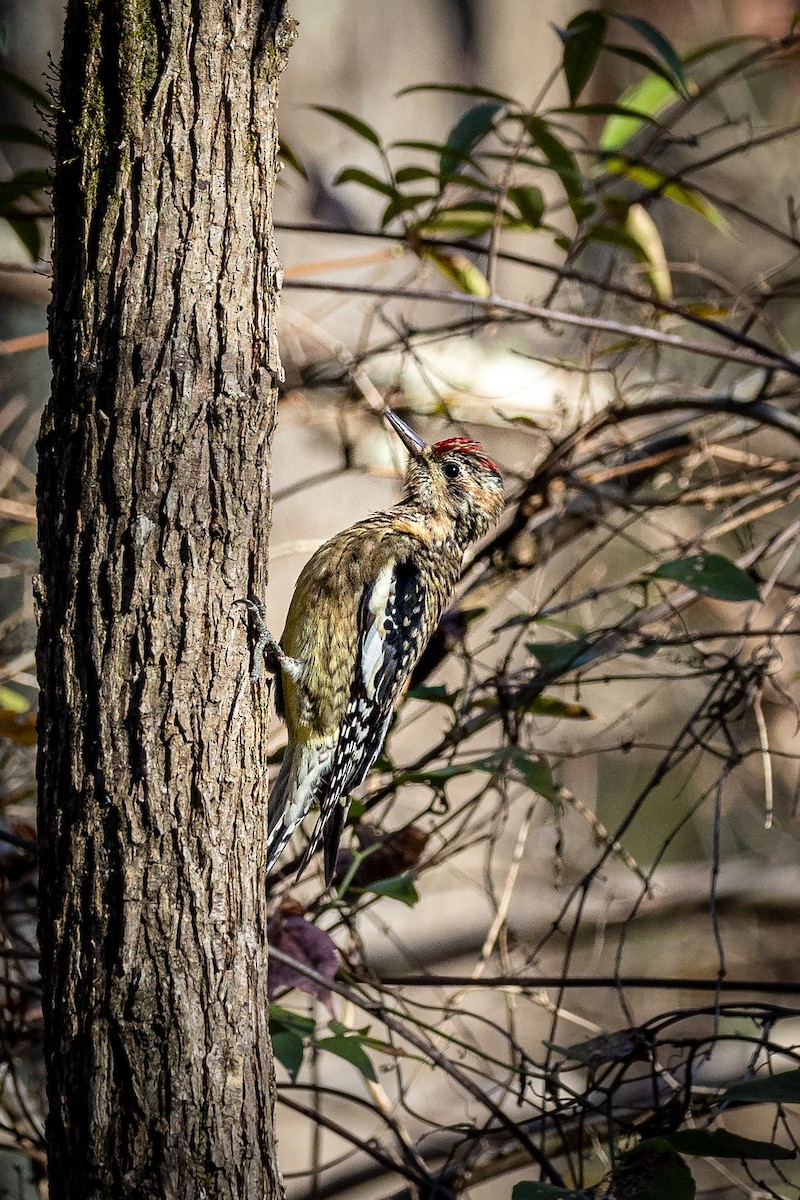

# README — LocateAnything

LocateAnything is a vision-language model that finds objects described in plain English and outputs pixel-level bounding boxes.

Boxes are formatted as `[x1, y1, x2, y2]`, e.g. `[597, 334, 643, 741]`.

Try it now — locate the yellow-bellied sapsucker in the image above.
[247, 408, 504, 884]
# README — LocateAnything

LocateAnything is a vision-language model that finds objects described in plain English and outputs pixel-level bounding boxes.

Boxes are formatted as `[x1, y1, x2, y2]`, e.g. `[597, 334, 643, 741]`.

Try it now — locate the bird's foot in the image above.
[235, 596, 304, 684]
[235, 596, 282, 683]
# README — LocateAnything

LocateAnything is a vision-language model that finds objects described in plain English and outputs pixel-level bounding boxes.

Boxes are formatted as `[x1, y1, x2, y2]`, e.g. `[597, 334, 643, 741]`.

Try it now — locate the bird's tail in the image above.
[266, 743, 304, 874]
[266, 740, 335, 876]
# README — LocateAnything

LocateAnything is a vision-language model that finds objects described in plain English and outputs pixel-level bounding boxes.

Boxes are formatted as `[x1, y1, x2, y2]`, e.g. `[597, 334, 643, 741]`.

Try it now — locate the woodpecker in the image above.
[248, 409, 504, 884]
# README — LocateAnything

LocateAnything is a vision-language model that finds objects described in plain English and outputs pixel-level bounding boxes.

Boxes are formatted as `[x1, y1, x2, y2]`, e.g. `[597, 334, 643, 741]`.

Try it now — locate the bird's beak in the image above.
[383, 407, 427, 459]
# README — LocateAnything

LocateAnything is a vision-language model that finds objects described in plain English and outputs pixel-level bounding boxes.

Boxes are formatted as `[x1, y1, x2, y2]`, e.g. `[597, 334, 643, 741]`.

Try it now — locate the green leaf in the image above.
[612, 14, 689, 95]
[512, 1185, 578, 1200]
[315, 1033, 378, 1081]
[363, 872, 420, 907]
[381, 192, 436, 228]
[549, 102, 666, 126]
[426, 243, 494, 290]
[440, 102, 505, 177]
[407, 684, 459, 706]
[558, 10, 607, 105]
[0, 686, 30, 715]
[401, 763, 473, 784]
[311, 105, 382, 149]
[601, 157, 728, 231]
[271, 1030, 304, 1081]
[394, 165, 436, 184]
[508, 184, 545, 228]
[724, 1066, 800, 1105]
[397, 82, 514, 104]
[392, 139, 481, 169]
[603, 201, 671, 300]
[652, 1129, 795, 1161]
[395, 166, 491, 192]
[418, 201, 508, 236]
[278, 136, 307, 179]
[516, 694, 594, 720]
[600, 74, 681, 151]
[509, 751, 557, 801]
[268, 1003, 316, 1037]
[524, 117, 584, 217]
[606, 43, 688, 97]
[651, 553, 760, 602]
[334, 166, 397, 198]
[527, 637, 594, 672]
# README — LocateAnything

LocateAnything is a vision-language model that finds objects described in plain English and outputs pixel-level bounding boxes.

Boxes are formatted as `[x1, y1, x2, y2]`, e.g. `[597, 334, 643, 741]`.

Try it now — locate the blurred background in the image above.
[1, 1, 800, 1197]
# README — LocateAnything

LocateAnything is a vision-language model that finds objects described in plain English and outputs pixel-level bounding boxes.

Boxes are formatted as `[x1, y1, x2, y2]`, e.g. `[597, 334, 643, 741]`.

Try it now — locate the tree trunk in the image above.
[36, 1, 295, 1196]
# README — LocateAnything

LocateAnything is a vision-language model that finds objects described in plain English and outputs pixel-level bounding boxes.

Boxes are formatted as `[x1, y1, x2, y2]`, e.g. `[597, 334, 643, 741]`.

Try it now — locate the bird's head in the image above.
[384, 408, 505, 544]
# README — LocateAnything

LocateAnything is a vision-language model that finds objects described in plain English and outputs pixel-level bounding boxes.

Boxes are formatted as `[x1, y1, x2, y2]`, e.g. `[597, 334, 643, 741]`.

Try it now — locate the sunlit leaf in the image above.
[724, 1067, 800, 1105]
[557, 9, 607, 104]
[0, 686, 30, 715]
[426, 248, 491, 295]
[515, 694, 594, 720]
[621, 201, 672, 299]
[602, 157, 728, 231]
[312, 105, 382, 149]
[599, 74, 682, 151]
[651, 553, 760, 602]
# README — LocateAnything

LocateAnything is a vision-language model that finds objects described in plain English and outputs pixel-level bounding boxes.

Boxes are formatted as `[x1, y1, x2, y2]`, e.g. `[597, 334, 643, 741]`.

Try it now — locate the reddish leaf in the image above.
[268, 906, 338, 1011]
[336, 823, 429, 890]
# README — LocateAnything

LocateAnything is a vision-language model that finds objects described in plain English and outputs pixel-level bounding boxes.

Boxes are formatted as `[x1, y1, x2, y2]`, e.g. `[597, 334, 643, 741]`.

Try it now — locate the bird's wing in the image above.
[298, 558, 432, 882]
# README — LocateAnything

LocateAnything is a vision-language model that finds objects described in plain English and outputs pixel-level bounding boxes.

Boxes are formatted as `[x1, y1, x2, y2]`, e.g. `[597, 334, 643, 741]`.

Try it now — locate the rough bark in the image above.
[36, 1, 295, 1196]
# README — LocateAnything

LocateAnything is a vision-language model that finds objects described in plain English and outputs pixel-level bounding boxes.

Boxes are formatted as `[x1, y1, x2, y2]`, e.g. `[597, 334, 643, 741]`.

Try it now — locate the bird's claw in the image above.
[235, 595, 278, 683]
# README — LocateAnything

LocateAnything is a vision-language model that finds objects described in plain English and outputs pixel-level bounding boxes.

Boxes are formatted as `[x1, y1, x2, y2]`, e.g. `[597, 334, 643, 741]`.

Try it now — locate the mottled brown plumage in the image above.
[258, 410, 504, 883]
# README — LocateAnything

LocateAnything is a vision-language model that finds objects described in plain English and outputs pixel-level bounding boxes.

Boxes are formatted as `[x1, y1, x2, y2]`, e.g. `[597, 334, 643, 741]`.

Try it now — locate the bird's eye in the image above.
[443, 461, 461, 480]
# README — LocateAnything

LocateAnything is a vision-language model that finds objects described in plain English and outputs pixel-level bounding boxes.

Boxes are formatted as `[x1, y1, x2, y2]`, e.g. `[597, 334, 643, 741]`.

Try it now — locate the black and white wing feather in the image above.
[298, 559, 430, 882]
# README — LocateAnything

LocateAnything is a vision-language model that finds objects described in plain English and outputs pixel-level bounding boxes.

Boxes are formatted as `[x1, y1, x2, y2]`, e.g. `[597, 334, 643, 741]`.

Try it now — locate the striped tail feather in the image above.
[266, 740, 336, 875]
